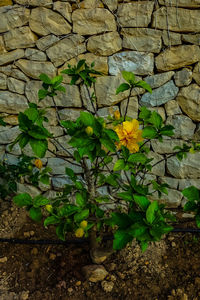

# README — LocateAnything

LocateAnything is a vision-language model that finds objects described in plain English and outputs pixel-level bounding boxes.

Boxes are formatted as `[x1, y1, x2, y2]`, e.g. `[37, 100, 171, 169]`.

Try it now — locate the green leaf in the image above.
[80, 111, 94, 126]
[116, 83, 130, 95]
[24, 108, 39, 122]
[160, 125, 174, 137]
[76, 192, 85, 206]
[13, 193, 32, 207]
[56, 223, 65, 241]
[40, 174, 50, 185]
[100, 136, 116, 152]
[74, 209, 89, 223]
[134, 195, 150, 211]
[113, 229, 133, 250]
[128, 223, 147, 238]
[149, 111, 163, 129]
[0, 117, 6, 126]
[135, 80, 152, 93]
[182, 186, 199, 201]
[29, 139, 48, 158]
[118, 191, 133, 201]
[142, 126, 157, 139]
[114, 159, 125, 171]
[110, 213, 132, 229]
[141, 241, 148, 252]
[65, 167, 75, 179]
[28, 126, 51, 140]
[139, 107, 151, 120]
[18, 112, 33, 131]
[77, 59, 86, 70]
[44, 216, 59, 227]
[39, 73, 52, 84]
[38, 89, 49, 101]
[51, 75, 63, 86]
[59, 204, 79, 217]
[29, 207, 42, 222]
[103, 129, 119, 142]
[121, 71, 135, 84]
[128, 153, 147, 164]
[19, 134, 30, 149]
[196, 215, 200, 228]
[183, 201, 198, 212]
[33, 195, 49, 207]
[146, 201, 159, 224]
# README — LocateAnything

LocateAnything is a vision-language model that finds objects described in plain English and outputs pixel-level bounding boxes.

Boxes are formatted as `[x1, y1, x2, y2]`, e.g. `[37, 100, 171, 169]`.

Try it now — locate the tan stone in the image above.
[0, 0, 13, 6]
[159, 0, 200, 8]
[0, 65, 30, 82]
[87, 32, 122, 56]
[0, 37, 6, 55]
[151, 138, 185, 154]
[4, 27, 37, 50]
[120, 97, 138, 119]
[0, 49, 24, 66]
[166, 115, 196, 140]
[162, 31, 182, 46]
[182, 34, 200, 46]
[7, 77, 25, 94]
[102, 0, 117, 11]
[149, 188, 183, 208]
[72, 8, 116, 35]
[30, 7, 71, 36]
[58, 108, 82, 121]
[36, 35, 59, 51]
[25, 80, 54, 107]
[155, 45, 200, 71]
[0, 5, 30, 33]
[0, 73, 7, 89]
[193, 62, 200, 85]
[176, 84, 200, 122]
[53, 1, 72, 22]
[121, 28, 162, 53]
[165, 100, 182, 116]
[80, 0, 104, 8]
[25, 48, 46, 61]
[14, 0, 53, 6]
[3, 115, 18, 125]
[152, 7, 200, 32]
[46, 35, 86, 67]
[117, 2, 154, 27]
[174, 68, 192, 87]
[15, 59, 56, 80]
[0, 91, 28, 113]
[54, 84, 82, 107]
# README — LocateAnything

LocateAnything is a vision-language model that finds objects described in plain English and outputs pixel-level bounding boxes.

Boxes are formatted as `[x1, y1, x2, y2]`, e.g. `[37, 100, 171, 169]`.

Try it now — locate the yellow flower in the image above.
[34, 159, 43, 169]
[80, 220, 88, 229]
[75, 228, 84, 238]
[85, 126, 93, 136]
[45, 205, 53, 213]
[114, 110, 121, 120]
[115, 119, 143, 153]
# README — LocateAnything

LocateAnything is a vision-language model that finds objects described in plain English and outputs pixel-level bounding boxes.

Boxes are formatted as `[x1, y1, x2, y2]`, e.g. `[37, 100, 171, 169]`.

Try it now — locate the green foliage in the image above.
[38, 74, 66, 101]
[183, 186, 200, 228]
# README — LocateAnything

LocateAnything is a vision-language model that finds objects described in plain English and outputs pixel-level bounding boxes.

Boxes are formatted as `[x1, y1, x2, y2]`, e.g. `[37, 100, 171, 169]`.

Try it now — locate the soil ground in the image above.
[1, 200, 200, 300]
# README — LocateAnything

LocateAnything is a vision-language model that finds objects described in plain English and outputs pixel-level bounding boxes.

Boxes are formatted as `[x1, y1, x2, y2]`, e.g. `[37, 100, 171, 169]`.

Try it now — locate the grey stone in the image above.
[25, 48, 47, 61]
[36, 35, 60, 51]
[140, 80, 179, 107]
[174, 68, 192, 87]
[150, 188, 183, 208]
[179, 178, 200, 191]
[7, 77, 25, 94]
[0, 65, 30, 82]
[97, 106, 119, 119]
[144, 72, 175, 89]
[82, 265, 108, 283]
[159, 176, 179, 190]
[17, 183, 41, 198]
[167, 153, 200, 179]
[46, 35, 86, 67]
[0, 49, 24, 66]
[108, 51, 154, 76]
[58, 108, 82, 121]
[0, 73, 7, 89]
[166, 115, 196, 140]
[0, 126, 20, 144]
[51, 175, 72, 190]
[148, 152, 165, 177]
[54, 84, 82, 107]
[165, 100, 182, 116]
[25, 80, 54, 107]
[151, 138, 185, 154]
[0, 91, 28, 113]
[4, 153, 19, 165]
[6, 143, 21, 155]
[47, 158, 82, 175]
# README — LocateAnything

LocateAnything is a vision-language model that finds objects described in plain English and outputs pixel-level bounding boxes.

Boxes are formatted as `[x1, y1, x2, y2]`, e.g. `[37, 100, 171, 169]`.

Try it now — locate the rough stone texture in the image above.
[158, 0, 200, 8]
[52, 175, 72, 190]
[182, 34, 200, 46]
[3, 114, 19, 126]
[7, 77, 25, 94]
[151, 138, 185, 154]
[25, 48, 47, 61]
[25, 80, 54, 107]
[150, 188, 183, 208]
[36, 35, 60, 51]
[14, 0, 53, 6]
[120, 97, 138, 119]
[0, 0, 13, 6]
[0, 37, 6, 55]
[0, 49, 24, 66]
[193, 62, 200, 85]
[30, 7, 71, 36]
[152, 7, 200, 32]
[165, 100, 182, 116]
[0, 65, 30, 82]
[80, 0, 104, 8]
[80, 85, 97, 113]
[117, 2, 154, 27]
[166, 115, 196, 140]
[159, 176, 179, 190]
[87, 32, 122, 56]
[82, 265, 108, 283]
[179, 178, 200, 191]
[46, 35, 86, 67]
[102, 0, 117, 11]
[0, 126, 20, 144]
[0, 5, 30, 33]
[167, 153, 200, 179]
[156, 45, 200, 71]
[148, 152, 165, 177]
[95, 74, 129, 107]
[54, 84, 82, 107]
[15, 60, 57, 79]
[0, 73, 7, 89]
[3, 27, 37, 50]
[176, 84, 200, 122]
[47, 158, 82, 175]
[174, 68, 192, 87]
[121, 28, 162, 53]
[0, 91, 28, 113]
[72, 8, 116, 35]
[144, 72, 174, 89]
[53, 1, 72, 22]
[97, 106, 118, 119]
[109, 51, 154, 76]
[17, 183, 41, 198]
[140, 80, 179, 107]
[58, 108, 82, 121]
[162, 31, 182, 46]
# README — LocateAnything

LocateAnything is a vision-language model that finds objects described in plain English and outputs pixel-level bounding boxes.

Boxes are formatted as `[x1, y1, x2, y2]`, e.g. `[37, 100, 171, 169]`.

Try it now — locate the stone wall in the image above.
[0, 0, 200, 208]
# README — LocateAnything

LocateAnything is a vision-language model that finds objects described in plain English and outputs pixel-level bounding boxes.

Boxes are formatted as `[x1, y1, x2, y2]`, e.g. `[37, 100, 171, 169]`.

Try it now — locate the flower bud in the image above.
[75, 228, 84, 238]
[80, 220, 88, 229]
[34, 159, 43, 169]
[45, 205, 53, 213]
[85, 126, 93, 136]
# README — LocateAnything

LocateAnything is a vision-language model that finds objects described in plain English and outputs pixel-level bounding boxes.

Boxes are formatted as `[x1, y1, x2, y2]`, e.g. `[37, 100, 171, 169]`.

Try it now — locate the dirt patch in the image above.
[1, 201, 200, 300]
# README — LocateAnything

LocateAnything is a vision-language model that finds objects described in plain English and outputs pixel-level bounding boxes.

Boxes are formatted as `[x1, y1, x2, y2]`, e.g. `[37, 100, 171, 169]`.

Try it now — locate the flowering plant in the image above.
[10, 60, 200, 252]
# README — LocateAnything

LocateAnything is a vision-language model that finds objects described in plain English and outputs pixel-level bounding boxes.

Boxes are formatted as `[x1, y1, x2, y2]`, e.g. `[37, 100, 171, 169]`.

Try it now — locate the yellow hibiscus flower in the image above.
[115, 119, 143, 153]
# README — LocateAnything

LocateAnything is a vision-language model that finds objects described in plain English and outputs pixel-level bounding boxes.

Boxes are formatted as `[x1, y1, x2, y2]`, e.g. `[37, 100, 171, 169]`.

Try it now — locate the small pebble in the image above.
[171, 242, 176, 247]
[31, 248, 38, 255]
[0, 257, 7, 263]
[101, 280, 114, 292]
[49, 253, 56, 260]
[75, 281, 82, 286]
[68, 287, 73, 293]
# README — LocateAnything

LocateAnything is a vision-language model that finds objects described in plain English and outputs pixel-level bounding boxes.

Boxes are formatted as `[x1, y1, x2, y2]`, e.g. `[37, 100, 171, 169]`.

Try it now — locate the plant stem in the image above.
[124, 87, 133, 121]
